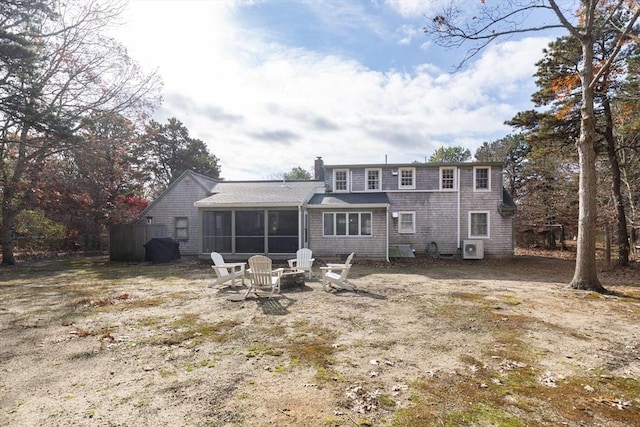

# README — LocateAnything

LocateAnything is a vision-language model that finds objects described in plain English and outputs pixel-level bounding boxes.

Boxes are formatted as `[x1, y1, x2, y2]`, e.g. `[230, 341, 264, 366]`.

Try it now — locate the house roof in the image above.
[134, 170, 219, 221]
[195, 180, 324, 208]
[307, 192, 390, 209]
[323, 161, 504, 169]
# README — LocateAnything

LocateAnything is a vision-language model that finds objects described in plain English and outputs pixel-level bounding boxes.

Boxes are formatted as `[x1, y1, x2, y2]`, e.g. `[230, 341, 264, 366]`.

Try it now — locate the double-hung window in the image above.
[474, 166, 490, 191]
[366, 168, 381, 191]
[323, 212, 372, 236]
[398, 167, 415, 189]
[469, 211, 489, 238]
[398, 212, 415, 234]
[440, 167, 456, 190]
[175, 217, 188, 240]
[334, 169, 349, 192]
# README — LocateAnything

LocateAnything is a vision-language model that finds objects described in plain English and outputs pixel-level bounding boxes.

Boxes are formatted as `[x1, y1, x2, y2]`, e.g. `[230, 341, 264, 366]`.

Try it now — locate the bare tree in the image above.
[0, 0, 161, 264]
[425, 0, 640, 292]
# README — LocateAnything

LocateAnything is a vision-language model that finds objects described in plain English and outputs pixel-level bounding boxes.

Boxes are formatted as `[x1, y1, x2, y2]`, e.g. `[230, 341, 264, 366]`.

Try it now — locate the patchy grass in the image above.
[2, 254, 640, 427]
[138, 313, 240, 347]
[246, 343, 285, 359]
[394, 362, 640, 426]
[393, 300, 640, 427]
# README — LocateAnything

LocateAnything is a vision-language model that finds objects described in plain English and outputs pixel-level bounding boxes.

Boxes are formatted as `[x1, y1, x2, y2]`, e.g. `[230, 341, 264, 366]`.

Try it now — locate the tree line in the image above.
[0, 0, 220, 264]
[424, 0, 639, 292]
[2, 0, 639, 296]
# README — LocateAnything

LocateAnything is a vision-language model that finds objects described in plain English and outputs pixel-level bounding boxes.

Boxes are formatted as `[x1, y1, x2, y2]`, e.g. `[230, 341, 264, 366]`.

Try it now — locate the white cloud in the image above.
[396, 24, 420, 45]
[383, 0, 449, 18]
[114, 1, 551, 180]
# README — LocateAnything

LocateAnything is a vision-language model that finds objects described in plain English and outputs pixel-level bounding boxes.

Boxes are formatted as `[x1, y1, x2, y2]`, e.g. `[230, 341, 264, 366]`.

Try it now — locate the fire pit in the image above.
[280, 269, 306, 290]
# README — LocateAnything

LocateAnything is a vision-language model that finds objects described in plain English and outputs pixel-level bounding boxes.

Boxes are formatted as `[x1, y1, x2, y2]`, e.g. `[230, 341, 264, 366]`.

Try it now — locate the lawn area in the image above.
[0, 254, 639, 426]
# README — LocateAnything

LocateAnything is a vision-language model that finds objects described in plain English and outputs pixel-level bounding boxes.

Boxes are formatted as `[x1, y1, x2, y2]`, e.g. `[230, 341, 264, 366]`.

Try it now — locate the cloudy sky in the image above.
[114, 0, 561, 180]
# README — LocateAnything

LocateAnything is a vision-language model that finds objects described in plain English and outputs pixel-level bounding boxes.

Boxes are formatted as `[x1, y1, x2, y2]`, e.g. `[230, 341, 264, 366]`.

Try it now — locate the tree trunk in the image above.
[1, 197, 17, 266]
[602, 98, 630, 267]
[604, 223, 611, 265]
[570, 39, 607, 292]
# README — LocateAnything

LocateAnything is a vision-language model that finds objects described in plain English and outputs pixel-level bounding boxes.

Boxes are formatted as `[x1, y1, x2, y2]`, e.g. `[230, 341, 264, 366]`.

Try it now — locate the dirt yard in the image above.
[0, 251, 639, 427]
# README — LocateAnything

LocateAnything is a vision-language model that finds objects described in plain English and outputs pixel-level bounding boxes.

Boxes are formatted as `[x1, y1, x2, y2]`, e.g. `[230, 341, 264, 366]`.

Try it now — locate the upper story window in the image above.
[398, 211, 415, 234]
[333, 169, 349, 192]
[366, 168, 381, 191]
[440, 167, 457, 190]
[398, 167, 415, 190]
[474, 166, 491, 191]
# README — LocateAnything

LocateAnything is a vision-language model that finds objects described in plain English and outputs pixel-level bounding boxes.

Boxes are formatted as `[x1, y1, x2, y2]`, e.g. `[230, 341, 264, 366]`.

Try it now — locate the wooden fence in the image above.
[109, 224, 167, 262]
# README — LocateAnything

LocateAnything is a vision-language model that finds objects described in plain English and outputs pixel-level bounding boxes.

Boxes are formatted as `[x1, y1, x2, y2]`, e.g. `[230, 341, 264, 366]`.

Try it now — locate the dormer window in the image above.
[333, 169, 349, 192]
[398, 167, 415, 189]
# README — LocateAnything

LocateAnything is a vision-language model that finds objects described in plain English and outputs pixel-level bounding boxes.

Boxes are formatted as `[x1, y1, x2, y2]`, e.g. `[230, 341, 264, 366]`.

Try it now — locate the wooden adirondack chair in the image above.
[287, 248, 315, 279]
[246, 255, 284, 298]
[210, 252, 246, 288]
[320, 252, 355, 292]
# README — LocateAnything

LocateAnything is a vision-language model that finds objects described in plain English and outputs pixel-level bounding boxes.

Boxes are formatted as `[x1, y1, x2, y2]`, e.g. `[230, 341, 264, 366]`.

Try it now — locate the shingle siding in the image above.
[308, 209, 387, 259]
[321, 163, 515, 259]
[141, 175, 210, 255]
[350, 170, 365, 192]
[387, 192, 460, 255]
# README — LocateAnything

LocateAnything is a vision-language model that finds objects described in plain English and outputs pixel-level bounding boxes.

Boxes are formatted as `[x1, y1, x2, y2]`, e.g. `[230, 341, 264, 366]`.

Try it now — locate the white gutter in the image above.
[306, 204, 390, 209]
[195, 202, 303, 208]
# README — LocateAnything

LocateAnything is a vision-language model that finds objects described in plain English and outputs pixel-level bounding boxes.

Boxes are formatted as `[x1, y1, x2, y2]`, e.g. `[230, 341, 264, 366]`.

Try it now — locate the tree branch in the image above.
[590, 6, 640, 89]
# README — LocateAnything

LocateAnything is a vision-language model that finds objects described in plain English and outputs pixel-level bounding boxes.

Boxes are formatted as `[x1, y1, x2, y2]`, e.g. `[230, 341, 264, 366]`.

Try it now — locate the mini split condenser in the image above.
[462, 240, 484, 260]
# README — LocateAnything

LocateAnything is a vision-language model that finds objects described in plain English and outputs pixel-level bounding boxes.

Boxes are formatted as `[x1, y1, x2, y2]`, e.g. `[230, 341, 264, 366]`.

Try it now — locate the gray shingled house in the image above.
[311, 160, 516, 260]
[134, 158, 516, 260]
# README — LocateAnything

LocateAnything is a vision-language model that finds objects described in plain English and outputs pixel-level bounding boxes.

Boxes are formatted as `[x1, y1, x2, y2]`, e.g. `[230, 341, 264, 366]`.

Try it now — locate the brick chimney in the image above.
[314, 157, 325, 181]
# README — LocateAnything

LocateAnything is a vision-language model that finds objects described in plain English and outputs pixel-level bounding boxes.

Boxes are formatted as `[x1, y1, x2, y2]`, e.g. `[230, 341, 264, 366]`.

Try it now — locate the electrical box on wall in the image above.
[462, 240, 484, 259]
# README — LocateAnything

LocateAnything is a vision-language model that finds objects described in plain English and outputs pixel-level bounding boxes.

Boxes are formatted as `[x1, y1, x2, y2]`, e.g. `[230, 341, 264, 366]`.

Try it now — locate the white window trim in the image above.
[333, 169, 349, 193]
[398, 167, 416, 190]
[398, 211, 416, 234]
[365, 168, 382, 192]
[468, 211, 490, 238]
[473, 166, 491, 192]
[323, 212, 372, 237]
[439, 166, 457, 190]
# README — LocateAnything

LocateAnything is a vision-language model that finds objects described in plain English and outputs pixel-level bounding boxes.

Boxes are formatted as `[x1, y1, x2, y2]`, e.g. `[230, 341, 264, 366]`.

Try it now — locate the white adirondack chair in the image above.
[287, 248, 315, 279]
[320, 252, 355, 292]
[246, 255, 284, 298]
[210, 252, 246, 288]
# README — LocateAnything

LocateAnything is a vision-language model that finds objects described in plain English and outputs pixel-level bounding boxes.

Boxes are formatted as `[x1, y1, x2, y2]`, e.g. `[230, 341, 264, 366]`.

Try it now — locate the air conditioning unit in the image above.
[462, 240, 484, 260]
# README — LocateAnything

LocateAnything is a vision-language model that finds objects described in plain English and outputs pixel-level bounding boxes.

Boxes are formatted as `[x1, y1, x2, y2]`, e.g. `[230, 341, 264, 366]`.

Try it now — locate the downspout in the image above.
[386, 205, 390, 262]
[457, 168, 461, 250]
